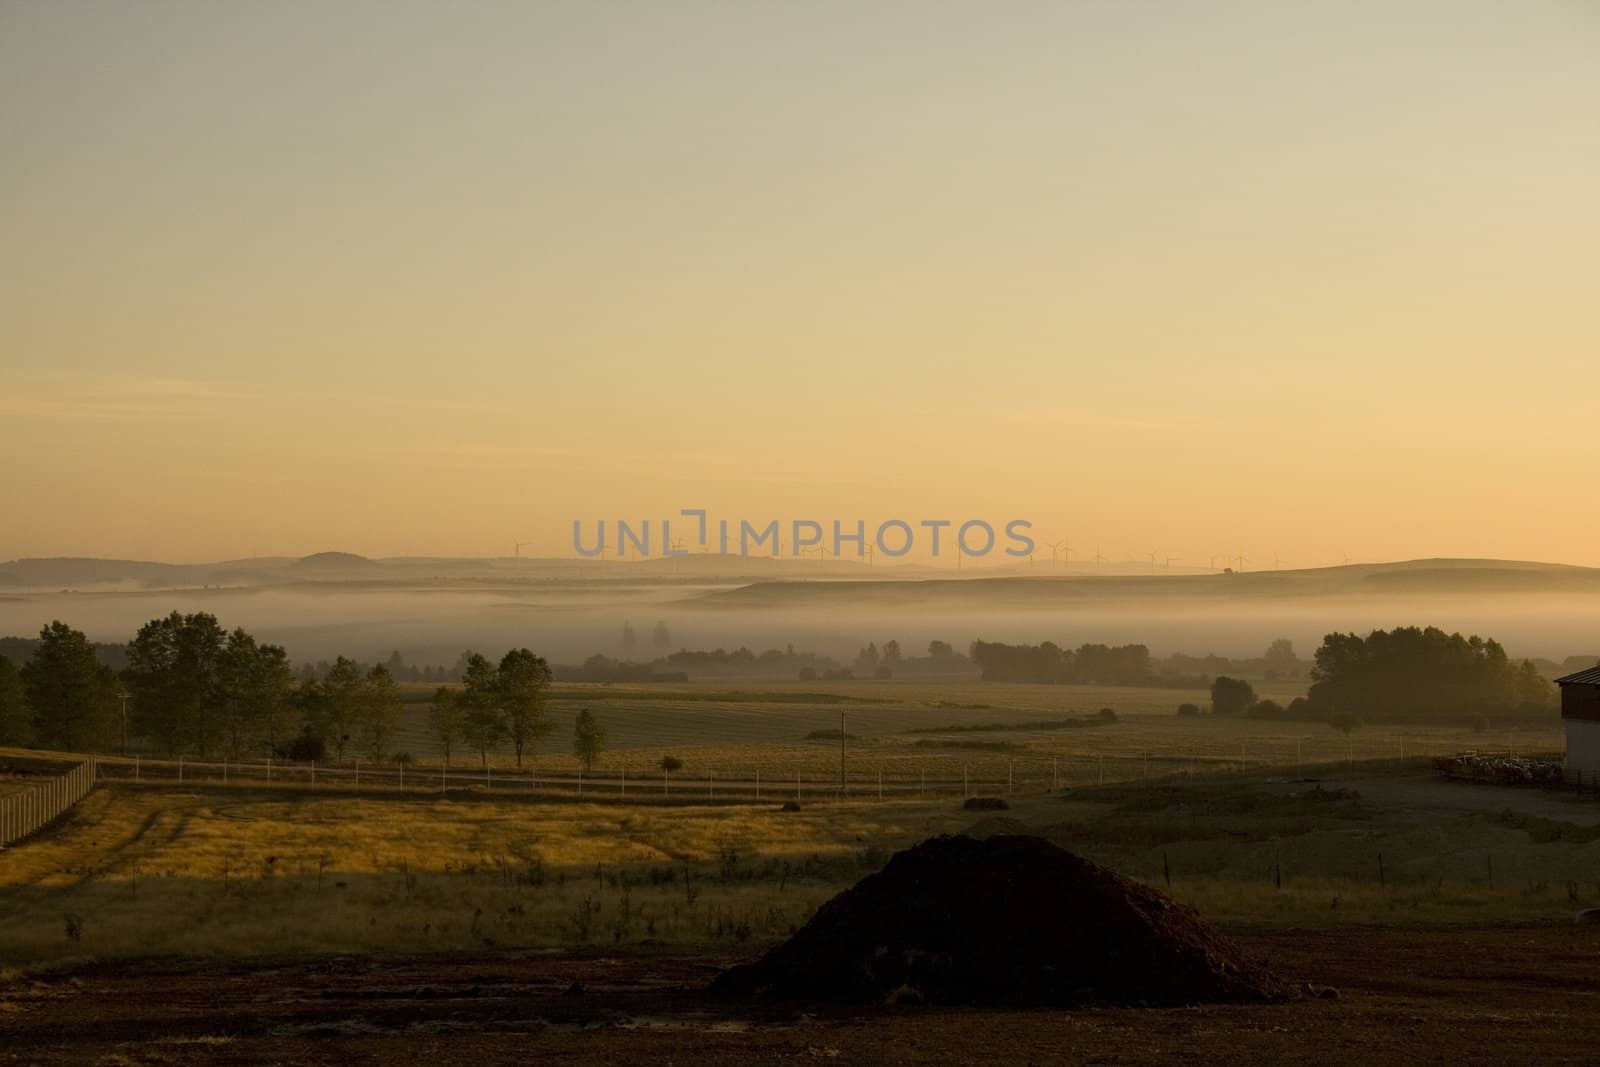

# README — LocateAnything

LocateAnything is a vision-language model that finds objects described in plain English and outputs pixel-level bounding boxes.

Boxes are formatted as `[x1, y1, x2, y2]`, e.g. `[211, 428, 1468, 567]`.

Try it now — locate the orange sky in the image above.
[2, 3, 1597, 566]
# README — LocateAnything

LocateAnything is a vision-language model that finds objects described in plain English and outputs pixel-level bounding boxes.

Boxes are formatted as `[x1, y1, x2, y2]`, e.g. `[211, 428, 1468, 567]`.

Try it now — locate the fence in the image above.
[0, 760, 99, 848]
[76, 740, 1541, 805]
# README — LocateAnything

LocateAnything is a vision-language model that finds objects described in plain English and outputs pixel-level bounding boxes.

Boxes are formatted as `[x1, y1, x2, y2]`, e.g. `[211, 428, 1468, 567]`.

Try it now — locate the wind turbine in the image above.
[1234, 551, 1249, 572]
[1145, 551, 1158, 572]
[1273, 553, 1287, 571]
[514, 539, 535, 558]
[1093, 547, 1106, 566]
[1046, 539, 1068, 566]
[1207, 554, 1221, 571]
[1164, 555, 1182, 570]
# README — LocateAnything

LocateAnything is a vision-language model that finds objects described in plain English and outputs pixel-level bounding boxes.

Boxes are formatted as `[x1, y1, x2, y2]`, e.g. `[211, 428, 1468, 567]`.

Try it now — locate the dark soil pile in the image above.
[713, 834, 1288, 1007]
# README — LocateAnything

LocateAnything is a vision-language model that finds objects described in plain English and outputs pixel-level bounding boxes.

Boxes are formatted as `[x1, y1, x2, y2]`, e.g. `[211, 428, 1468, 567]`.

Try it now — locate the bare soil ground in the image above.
[3, 924, 1600, 1064]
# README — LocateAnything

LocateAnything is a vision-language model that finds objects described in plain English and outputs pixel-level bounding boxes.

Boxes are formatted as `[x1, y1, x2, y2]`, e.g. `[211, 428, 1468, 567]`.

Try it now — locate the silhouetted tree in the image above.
[22, 621, 117, 751]
[1210, 676, 1256, 718]
[573, 708, 607, 771]
[0, 654, 27, 746]
[123, 612, 227, 754]
[355, 663, 401, 759]
[428, 686, 463, 768]
[497, 648, 553, 768]
[459, 653, 506, 768]
[652, 620, 671, 654]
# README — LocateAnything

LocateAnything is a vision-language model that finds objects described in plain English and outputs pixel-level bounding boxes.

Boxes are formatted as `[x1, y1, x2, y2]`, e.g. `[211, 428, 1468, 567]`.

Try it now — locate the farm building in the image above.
[1557, 666, 1600, 782]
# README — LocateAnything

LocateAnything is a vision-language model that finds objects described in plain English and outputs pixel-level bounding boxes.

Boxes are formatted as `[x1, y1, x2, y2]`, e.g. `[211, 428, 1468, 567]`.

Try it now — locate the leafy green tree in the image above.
[428, 686, 463, 768]
[0, 653, 27, 745]
[497, 648, 552, 768]
[659, 755, 682, 776]
[459, 653, 506, 768]
[1210, 676, 1256, 717]
[355, 664, 401, 759]
[573, 708, 607, 771]
[123, 612, 227, 754]
[21, 621, 117, 751]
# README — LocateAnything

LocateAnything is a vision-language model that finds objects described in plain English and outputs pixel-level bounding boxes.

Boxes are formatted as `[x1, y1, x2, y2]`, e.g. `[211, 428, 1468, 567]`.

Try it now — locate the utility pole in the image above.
[119, 689, 128, 756]
[839, 710, 846, 795]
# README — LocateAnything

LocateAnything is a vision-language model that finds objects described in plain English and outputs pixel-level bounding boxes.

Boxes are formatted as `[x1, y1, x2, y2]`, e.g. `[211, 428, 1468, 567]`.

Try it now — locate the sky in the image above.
[2, 2, 1597, 566]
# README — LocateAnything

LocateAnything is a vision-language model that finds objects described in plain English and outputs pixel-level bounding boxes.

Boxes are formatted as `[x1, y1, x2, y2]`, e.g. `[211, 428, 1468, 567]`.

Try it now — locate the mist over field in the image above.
[3, 556, 1597, 665]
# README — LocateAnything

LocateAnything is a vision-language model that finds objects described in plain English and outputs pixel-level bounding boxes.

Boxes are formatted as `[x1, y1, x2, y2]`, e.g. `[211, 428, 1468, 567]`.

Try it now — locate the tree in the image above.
[458, 653, 506, 768]
[497, 648, 553, 768]
[1263, 638, 1299, 679]
[928, 640, 954, 660]
[659, 755, 682, 776]
[1210, 676, 1256, 717]
[573, 708, 607, 771]
[22, 621, 117, 751]
[428, 686, 463, 768]
[621, 620, 637, 659]
[882, 640, 902, 665]
[319, 656, 365, 761]
[123, 612, 227, 754]
[1309, 626, 1556, 725]
[1328, 712, 1360, 736]
[652, 620, 671, 654]
[0, 653, 27, 745]
[215, 628, 294, 759]
[355, 664, 401, 759]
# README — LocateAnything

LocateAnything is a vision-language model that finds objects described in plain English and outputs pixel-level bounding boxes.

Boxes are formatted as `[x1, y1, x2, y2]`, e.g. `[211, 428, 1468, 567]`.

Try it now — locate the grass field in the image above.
[3, 755, 1599, 968]
[369, 677, 1558, 789]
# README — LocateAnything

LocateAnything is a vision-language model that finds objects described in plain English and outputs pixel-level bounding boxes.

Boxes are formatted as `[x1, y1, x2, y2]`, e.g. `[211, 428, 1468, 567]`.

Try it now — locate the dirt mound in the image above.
[713, 834, 1288, 1007]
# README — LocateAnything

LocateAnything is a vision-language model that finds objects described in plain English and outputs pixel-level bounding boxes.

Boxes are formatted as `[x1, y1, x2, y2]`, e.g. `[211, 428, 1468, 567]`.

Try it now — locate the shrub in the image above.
[1176, 703, 1201, 717]
[1095, 707, 1118, 723]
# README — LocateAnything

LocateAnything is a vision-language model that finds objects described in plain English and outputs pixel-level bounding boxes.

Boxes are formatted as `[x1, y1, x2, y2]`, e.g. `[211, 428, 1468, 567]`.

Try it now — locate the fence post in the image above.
[267, 758, 272, 783]
[754, 768, 758, 801]
[311, 759, 315, 786]
[178, 755, 183, 784]
[223, 758, 228, 786]
[621, 766, 625, 798]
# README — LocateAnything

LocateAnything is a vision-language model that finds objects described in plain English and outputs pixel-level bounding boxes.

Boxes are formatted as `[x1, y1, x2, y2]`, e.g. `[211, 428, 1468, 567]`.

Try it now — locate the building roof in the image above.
[1556, 666, 1600, 686]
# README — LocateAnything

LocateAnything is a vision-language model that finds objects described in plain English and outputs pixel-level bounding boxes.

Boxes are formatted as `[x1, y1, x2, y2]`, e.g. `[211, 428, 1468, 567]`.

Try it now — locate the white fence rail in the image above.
[0, 760, 99, 848]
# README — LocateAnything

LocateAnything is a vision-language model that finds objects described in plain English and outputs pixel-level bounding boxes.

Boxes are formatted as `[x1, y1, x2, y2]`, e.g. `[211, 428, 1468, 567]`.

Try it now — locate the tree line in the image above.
[1202, 626, 1555, 728]
[0, 616, 589, 769]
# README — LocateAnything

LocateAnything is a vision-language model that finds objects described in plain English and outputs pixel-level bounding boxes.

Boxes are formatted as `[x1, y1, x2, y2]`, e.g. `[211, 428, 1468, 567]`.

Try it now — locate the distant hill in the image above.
[689, 558, 1600, 609]
[291, 551, 378, 571]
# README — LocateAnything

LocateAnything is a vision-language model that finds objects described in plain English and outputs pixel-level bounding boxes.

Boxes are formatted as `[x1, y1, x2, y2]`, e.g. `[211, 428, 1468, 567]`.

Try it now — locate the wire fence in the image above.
[0, 760, 99, 848]
[72, 739, 1559, 806]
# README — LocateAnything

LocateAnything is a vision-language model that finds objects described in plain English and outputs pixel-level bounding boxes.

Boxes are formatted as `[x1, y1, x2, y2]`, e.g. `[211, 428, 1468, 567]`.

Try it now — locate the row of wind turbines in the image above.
[512, 536, 1356, 573]
[1036, 540, 1357, 573]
